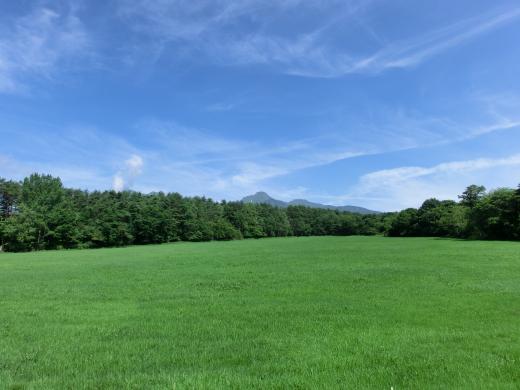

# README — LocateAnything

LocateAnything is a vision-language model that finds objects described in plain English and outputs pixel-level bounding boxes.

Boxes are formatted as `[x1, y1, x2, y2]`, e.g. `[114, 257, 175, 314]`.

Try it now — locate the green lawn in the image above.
[1, 237, 519, 389]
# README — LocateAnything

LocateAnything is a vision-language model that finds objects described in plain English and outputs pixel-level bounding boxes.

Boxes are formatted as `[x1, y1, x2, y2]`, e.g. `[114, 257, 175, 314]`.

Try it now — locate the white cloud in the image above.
[5, 108, 516, 202]
[0, 124, 144, 191]
[205, 102, 239, 112]
[125, 154, 144, 175]
[0, 5, 89, 94]
[347, 7, 520, 74]
[113, 154, 144, 191]
[3, 97, 518, 205]
[1, 2, 517, 92]
[115, 0, 370, 74]
[360, 155, 520, 184]
[112, 175, 125, 192]
[115, 1, 520, 77]
[340, 154, 520, 211]
[470, 116, 520, 139]
[263, 6, 520, 77]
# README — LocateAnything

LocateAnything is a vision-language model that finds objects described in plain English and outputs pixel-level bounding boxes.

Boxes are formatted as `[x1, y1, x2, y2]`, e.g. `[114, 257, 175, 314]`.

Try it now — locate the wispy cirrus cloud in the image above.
[205, 101, 240, 112]
[345, 7, 520, 75]
[0, 1, 517, 93]
[127, 119, 369, 196]
[0, 4, 90, 94]
[3, 105, 518, 202]
[115, 0, 370, 74]
[221, 6, 520, 77]
[133, 105, 520, 200]
[115, 1, 520, 77]
[4, 1, 515, 90]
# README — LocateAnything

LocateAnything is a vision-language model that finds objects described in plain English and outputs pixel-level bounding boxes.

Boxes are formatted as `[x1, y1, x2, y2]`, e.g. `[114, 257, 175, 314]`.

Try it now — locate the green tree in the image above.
[0, 178, 21, 218]
[459, 185, 486, 208]
[388, 208, 419, 237]
[472, 188, 517, 240]
[256, 204, 290, 237]
[286, 206, 313, 236]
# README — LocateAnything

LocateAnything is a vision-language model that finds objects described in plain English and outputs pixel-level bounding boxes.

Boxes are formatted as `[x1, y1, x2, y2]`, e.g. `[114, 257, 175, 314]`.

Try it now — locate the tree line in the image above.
[388, 184, 520, 240]
[0, 174, 519, 252]
[0, 174, 391, 252]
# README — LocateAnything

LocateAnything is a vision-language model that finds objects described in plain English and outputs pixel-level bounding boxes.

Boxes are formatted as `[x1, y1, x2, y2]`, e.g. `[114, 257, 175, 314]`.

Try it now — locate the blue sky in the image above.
[1, 0, 519, 211]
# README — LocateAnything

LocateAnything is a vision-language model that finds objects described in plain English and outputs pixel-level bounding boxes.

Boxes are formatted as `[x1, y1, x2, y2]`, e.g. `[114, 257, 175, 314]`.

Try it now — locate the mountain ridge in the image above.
[241, 192, 379, 214]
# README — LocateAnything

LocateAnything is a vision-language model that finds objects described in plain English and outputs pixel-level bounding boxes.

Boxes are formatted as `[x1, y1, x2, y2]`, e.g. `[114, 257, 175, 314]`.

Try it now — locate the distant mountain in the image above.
[241, 192, 287, 208]
[241, 192, 379, 215]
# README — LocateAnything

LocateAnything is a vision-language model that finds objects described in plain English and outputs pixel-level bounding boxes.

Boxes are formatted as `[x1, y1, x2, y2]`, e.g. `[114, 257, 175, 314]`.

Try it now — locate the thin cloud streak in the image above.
[285, 7, 520, 77]
[348, 7, 520, 74]
[3, 109, 518, 202]
[1, 2, 517, 92]
[359, 154, 520, 184]
[332, 153, 520, 211]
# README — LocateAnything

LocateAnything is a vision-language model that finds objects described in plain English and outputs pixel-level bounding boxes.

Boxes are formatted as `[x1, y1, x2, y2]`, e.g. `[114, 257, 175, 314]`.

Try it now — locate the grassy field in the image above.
[1, 236, 519, 389]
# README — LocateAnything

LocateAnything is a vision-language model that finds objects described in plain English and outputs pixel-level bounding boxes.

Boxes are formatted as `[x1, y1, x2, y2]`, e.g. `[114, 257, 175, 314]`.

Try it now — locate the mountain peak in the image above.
[253, 191, 271, 198]
[242, 191, 286, 207]
[241, 192, 379, 214]
[243, 191, 271, 201]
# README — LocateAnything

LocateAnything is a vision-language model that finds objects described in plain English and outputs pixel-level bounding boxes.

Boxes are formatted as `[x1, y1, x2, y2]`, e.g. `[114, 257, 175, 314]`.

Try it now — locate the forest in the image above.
[0, 174, 519, 252]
